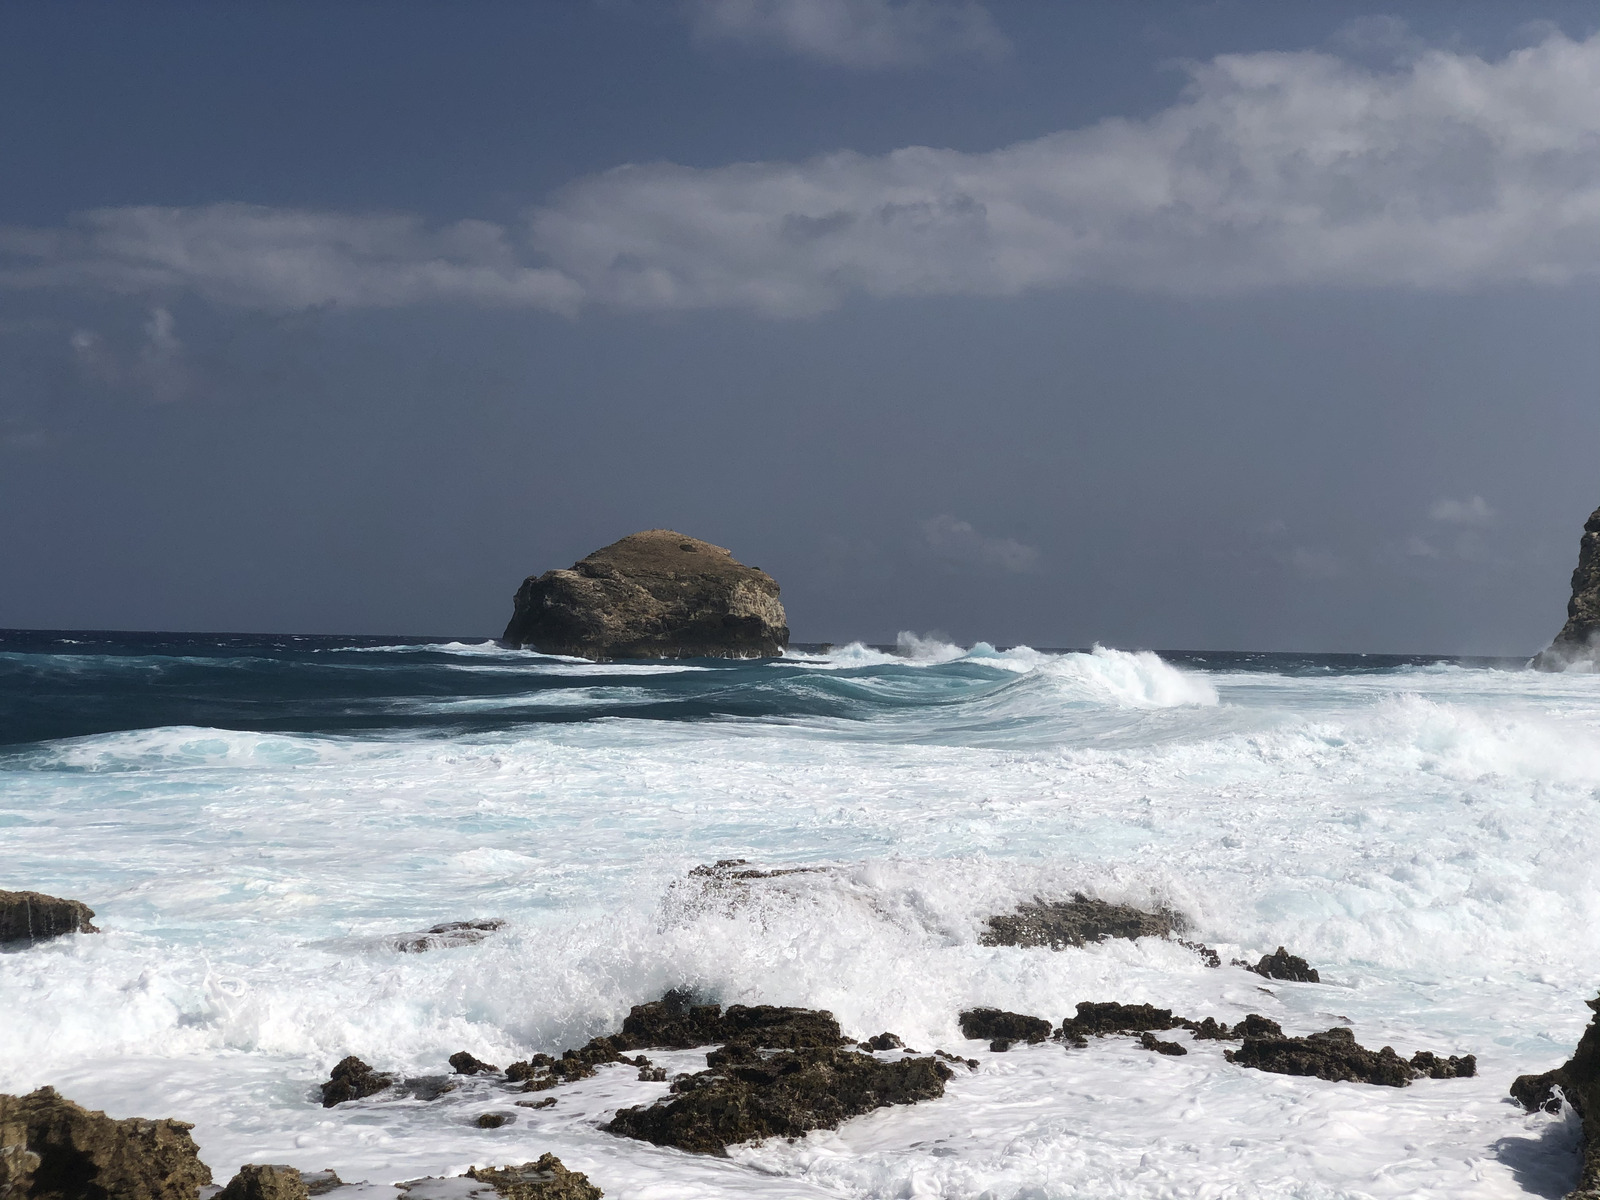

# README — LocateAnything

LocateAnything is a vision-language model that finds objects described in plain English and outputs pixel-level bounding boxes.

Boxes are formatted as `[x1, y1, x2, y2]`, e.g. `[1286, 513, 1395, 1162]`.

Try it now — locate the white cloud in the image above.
[1428, 495, 1495, 524]
[685, 0, 1008, 68]
[5, 32, 1600, 315]
[920, 514, 1039, 573]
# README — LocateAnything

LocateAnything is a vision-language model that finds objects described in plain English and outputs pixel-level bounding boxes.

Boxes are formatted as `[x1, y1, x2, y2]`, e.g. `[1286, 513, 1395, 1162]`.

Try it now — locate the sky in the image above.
[2, 0, 1598, 654]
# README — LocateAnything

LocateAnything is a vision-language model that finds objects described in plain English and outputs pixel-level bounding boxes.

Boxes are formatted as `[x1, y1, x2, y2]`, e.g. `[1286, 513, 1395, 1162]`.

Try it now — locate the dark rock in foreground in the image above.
[1512, 993, 1600, 1197]
[0, 1086, 212, 1200]
[1227, 1025, 1475, 1087]
[217, 1164, 309, 1200]
[1249, 946, 1321, 983]
[958, 1008, 1052, 1051]
[392, 919, 504, 953]
[502, 530, 788, 660]
[1535, 504, 1600, 670]
[0, 890, 98, 946]
[603, 1044, 952, 1155]
[981, 894, 1183, 950]
[319, 1057, 394, 1107]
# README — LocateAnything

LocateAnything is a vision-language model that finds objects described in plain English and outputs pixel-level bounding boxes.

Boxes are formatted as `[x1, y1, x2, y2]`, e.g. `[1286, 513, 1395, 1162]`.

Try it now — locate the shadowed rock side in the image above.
[1512, 994, 1600, 1198]
[1535, 504, 1600, 670]
[0, 891, 98, 946]
[502, 530, 788, 660]
[981, 894, 1183, 949]
[0, 1087, 212, 1200]
[602, 1044, 952, 1156]
[216, 1165, 310, 1200]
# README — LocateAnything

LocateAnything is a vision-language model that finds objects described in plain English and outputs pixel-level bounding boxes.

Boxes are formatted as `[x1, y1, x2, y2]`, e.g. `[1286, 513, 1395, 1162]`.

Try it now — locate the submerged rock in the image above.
[1535, 504, 1600, 670]
[0, 1086, 212, 1200]
[980, 894, 1183, 950]
[0, 890, 98, 946]
[1249, 946, 1321, 983]
[958, 1008, 1052, 1051]
[502, 530, 788, 660]
[319, 1057, 394, 1107]
[392, 920, 504, 953]
[1226, 1025, 1475, 1087]
[1512, 993, 1600, 1196]
[603, 1044, 952, 1155]
[217, 1164, 309, 1200]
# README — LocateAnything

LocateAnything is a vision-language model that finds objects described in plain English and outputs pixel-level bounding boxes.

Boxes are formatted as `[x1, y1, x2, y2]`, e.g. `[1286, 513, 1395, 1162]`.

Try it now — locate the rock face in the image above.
[1535, 504, 1600, 669]
[1512, 993, 1600, 1197]
[980, 894, 1183, 949]
[502, 531, 788, 660]
[216, 1165, 309, 1200]
[0, 1087, 212, 1200]
[0, 891, 98, 946]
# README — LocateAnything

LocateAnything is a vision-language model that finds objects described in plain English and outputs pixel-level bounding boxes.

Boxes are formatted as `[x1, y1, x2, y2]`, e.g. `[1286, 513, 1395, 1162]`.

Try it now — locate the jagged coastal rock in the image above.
[502, 530, 788, 660]
[0, 1087, 212, 1200]
[0, 890, 98, 946]
[1512, 993, 1600, 1197]
[1535, 503, 1600, 669]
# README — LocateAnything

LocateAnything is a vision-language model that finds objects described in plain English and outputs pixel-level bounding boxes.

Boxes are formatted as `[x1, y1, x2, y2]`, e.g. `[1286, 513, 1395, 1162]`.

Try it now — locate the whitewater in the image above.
[2, 630, 1597, 1198]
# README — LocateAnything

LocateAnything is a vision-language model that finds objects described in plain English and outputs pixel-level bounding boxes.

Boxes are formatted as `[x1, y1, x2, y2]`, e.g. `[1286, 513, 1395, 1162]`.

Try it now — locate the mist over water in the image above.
[2, 630, 1596, 1198]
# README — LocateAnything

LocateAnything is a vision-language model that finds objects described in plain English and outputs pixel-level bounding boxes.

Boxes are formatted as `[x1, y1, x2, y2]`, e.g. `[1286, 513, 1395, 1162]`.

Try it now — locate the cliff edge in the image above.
[502, 530, 788, 660]
[1534, 504, 1600, 670]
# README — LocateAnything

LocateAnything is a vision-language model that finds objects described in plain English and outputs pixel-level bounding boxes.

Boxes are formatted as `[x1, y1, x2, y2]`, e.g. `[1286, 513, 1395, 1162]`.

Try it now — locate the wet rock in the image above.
[934, 1050, 979, 1069]
[1250, 946, 1321, 983]
[1534, 504, 1600, 670]
[1187, 1017, 1234, 1041]
[1512, 993, 1600, 1196]
[0, 890, 98, 946]
[958, 1009, 1052, 1049]
[515, 1098, 557, 1110]
[980, 894, 1183, 950]
[1059, 1002, 1186, 1047]
[319, 1057, 394, 1107]
[506, 1040, 633, 1092]
[392, 920, 505, 953]
[450, 1053, 500, 1076]
[1140, 1033, 1188, 1056]
[475, 1113, 511, 1129]
[859, 1033, 904, 1052]
[617, 992, 725, 1049]
[502, 530, 788, 660]
[616, 994, 843, 1051]
[301, 1172, 344, 1197]
[637, 1066, 667, 1082]
[1226, 1024, 1473, 1087]
[462, 1154, 602, 1200]
[217, 1164, 309, 1200]
[1179, 940, 1222, 968]
[687, 859, 822, 883]
[603, 1045, 952, 1156]
[0, 1086, 212, 1200]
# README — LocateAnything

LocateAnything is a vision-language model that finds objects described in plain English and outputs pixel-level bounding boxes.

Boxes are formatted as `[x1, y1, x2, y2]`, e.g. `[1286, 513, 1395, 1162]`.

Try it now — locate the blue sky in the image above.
[3, 1, 1599, 652]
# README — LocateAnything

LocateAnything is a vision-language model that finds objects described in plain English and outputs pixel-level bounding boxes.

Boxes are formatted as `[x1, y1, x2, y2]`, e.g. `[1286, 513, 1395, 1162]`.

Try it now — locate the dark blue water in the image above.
[0, 629, 1524, 748]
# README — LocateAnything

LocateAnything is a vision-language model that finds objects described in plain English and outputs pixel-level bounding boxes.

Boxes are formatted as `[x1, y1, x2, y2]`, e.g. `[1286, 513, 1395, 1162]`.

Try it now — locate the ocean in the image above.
[1, 629, 1594, 1199]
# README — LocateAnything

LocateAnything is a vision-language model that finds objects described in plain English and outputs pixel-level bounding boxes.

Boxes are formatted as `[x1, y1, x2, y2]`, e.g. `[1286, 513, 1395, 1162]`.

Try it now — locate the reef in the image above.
[1248, 946, 1321, 983]
[1511, 993, 1600, 1197]
[502, 530, 788, 660]
[958, 1008, 1053, 1051]
[0, 890, 98, 946]
[602, 1043, 952, 1155]
[980, 894, 1184, 950]
[1535, 503, 1600, 669]
[1226, 1023, 1475, 1087]
[0, 1086, 212, 1200]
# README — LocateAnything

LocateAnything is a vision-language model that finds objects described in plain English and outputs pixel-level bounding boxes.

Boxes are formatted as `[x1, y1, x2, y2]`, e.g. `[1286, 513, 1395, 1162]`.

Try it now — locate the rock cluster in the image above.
[1535, 504, 1600, 669]
[958, 1008, 1052, 1051]
[1225, 1021, 1475, 1087]
[460, 1155, 602, 1200]
[391, 919, 504, 953]
[502, 531, 788, 660]
[980, 894, 1184, 950]
[1248, 946, 1321, 983]
[0, 891, 98, 946]
[1512, 993, 1600, 1197]
[0, 1087, 212, 1200]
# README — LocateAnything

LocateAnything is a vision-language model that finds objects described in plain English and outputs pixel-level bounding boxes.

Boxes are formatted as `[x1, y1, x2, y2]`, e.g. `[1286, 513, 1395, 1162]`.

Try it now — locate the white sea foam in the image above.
[3, 653, 1600, 1196]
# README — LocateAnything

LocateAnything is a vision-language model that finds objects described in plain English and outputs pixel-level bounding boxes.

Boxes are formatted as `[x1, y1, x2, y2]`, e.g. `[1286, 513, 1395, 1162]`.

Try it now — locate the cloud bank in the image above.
[4, 31, 1600, 315]
[685, 0, 1008, 68]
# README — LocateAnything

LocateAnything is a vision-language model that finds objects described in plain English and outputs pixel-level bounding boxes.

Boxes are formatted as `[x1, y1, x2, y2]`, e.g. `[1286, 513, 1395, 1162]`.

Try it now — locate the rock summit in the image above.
[1534, 503, 1600, 670]
[502, 530, 788, 660]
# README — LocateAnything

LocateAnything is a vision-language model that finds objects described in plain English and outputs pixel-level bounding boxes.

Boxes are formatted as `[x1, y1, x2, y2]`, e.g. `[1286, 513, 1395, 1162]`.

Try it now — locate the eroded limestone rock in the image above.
[0, 891, 97, 946]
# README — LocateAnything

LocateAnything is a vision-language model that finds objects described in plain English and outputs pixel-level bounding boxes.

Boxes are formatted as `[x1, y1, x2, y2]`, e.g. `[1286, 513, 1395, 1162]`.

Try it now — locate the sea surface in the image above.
[2, 629, 1597, 1199]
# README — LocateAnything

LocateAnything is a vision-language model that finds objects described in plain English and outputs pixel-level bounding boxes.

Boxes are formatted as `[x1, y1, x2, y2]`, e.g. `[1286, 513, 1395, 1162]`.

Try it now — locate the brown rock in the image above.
[502, 531, 788, 660]
[1535, 504, 1600, 669]
[0, 891, 97, 946]
[0, 1086, 211, 1200]
[1512, 993, 1600, 1197]
[464, 1154, 602, 1199]
[318, 1057, 393, 1107]
[217, 1164, 309, 1200]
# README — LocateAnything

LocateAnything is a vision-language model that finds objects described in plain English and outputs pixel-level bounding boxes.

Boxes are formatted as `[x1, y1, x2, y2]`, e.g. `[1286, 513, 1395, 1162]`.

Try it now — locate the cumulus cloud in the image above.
[920, 514, 1039, 573]
[4, 32, 1600, 314]
[684, 0, 1008, 68]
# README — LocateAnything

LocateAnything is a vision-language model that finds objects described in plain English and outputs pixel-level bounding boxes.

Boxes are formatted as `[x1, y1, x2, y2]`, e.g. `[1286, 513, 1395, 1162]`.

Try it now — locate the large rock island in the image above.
[1534, 503, 1600, 670]
[503, 530, 789, 660]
